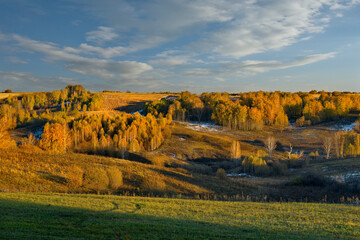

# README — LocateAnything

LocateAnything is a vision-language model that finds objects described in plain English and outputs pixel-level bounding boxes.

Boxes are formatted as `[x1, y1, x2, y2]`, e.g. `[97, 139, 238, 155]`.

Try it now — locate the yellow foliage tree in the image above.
[39, 122, 71, 152]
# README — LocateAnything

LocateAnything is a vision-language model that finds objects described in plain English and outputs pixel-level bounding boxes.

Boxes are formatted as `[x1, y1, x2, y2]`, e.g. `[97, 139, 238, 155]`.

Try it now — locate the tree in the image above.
[287, 143, 293, 159]
[129, 139, 140, 153]
[107, 167, 123, 191]
[323, 137, 332, 159]
[216, 168, 227, 180]
[0, 117, 16, 148]
[191, 97, 205, 122]
[118, 138, 128, 159]
[231, 140, 241, 160]
[334, 131, 344, 158]
[83, 167, 109, 194]
[265, 136, 276, 160]
[22, 95, 35, 110]
[39, 122, 71, 152]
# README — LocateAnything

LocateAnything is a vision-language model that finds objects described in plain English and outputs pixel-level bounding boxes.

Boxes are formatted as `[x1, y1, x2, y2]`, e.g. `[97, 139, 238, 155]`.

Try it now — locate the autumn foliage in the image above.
[145, 90, 360, 130]
[39, 122, 72, 152]
[71, 112, 171, 156]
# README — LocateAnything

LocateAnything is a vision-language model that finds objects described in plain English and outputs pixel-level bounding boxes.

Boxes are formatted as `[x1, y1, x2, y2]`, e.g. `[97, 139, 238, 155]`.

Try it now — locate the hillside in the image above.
[101, 92, 170, 112]
[0, 145, 209, 195]
[1, 86, 360, 203]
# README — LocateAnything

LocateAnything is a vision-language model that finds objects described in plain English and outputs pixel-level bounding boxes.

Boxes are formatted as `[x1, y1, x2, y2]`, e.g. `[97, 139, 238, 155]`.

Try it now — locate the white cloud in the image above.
[182, 68, 215, 78]
[215, 77, 225, 82]
[149, 51, 191, 66]
[0, 70, 37, 82]
[79, 0, 358, 59]
[0, 70, 93, 92]
[64, 43, 131, 58]
[149, 56, 189, 66]
[208, 1, 335, 58]
[12, 35, 153, 79]
[5, 56, 28, 64]
[86, 26, 118, 44]
[225, 52, 336, 72]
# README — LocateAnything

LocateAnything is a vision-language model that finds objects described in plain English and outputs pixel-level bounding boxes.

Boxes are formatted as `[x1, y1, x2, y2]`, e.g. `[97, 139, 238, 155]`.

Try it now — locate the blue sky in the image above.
[0, 0, 359, 93]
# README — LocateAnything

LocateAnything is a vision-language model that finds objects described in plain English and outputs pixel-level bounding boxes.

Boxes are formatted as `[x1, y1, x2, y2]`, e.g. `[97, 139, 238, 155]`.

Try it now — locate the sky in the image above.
[0, 0, 360, 93]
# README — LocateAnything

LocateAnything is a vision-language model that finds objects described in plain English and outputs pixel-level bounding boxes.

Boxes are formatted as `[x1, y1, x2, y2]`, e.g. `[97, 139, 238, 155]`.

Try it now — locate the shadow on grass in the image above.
[0, 198, 335, 240]
[37, 171, 68, 184]
[115, 101, 149, 113]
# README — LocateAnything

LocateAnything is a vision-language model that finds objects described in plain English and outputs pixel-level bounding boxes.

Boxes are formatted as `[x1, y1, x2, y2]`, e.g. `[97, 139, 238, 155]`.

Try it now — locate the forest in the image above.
[145, 90, 360, 130]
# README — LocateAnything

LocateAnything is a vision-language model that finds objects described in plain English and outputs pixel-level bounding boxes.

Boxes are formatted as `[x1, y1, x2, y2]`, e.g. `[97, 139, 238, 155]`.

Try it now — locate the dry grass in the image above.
[0, 145, 209, 195]
[0, 92, 25, 100]
[100, 92, 170, 112]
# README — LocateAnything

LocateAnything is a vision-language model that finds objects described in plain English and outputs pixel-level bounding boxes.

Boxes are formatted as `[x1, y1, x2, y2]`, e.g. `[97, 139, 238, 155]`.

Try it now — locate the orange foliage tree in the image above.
[40, 122, 71, 152]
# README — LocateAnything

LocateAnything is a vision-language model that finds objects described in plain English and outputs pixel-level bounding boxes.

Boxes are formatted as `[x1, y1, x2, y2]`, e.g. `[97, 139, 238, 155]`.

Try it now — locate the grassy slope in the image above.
[0, 145, 208, 195]
[0, 92, 25, 100]
[101, 92, 170, 112]
[0, 192, 359, 240]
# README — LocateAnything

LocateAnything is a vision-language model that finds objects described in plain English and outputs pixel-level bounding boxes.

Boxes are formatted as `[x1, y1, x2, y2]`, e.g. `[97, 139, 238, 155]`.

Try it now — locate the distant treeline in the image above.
[0, 85, 171, 158]
[0, 85, 103, 129]
[144, 91, 360, 130]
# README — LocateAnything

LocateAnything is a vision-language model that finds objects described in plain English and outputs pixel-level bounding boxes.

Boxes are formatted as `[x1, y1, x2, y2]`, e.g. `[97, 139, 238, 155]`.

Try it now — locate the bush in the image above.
[289, 153, 299, 160]
[183, 163, 212, 175]
[83, 167, 109, 194]
[107, 167, 123, 191]
[291, 172, 329, 187]
[272, 161, 288, 175]
[141, 174, 166, 191]
[216, 168, 227, 180]
[4, 89, 12, 93]
[295, 116, 312, 127]
[66, 165, 83, 190]
[309, 151, 320, 160]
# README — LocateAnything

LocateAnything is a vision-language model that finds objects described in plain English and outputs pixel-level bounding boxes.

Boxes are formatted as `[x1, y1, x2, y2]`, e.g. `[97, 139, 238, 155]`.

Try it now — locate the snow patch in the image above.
[181, 121, 220, 132]
[130, 109, 144, 115]
[33, 128, 43, 139]
[330, 122, 357, 132]
[331, 172, 360, 184]
[227, 173, 256, 178]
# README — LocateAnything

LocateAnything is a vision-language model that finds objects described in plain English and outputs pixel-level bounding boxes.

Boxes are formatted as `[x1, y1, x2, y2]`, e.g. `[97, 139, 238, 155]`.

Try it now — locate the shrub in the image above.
[272, 161, 288, 175]
[141, 174, 166, 191]
[309, 151, 320, 160]
[4, 89, 12, 93]
[291, 172, 329, 187]
[289, 153, 299, 160]
[242, 155, 268, 173]
[295, 116, 312, 127]
[216, 168, 227, 180]
[183, 163, 212, 175]
[83, 167, 109, 194]
[66, 165, 83, 190]
[107, 167, 123, 191]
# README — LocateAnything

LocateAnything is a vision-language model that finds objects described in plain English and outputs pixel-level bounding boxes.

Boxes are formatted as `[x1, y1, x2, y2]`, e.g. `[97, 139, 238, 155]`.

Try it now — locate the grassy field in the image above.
[0, 192, 359, 239]
[0, 92, 25, 100]
[101, 92, 170, 112]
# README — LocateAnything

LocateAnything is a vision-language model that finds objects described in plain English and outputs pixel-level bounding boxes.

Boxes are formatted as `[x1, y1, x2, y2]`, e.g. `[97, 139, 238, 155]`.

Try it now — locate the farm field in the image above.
[0, 192, 359, 240]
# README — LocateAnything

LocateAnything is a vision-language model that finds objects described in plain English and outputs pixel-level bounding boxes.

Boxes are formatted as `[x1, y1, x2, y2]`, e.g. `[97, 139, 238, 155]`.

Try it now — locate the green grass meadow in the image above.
[0, 193, 359, 239]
